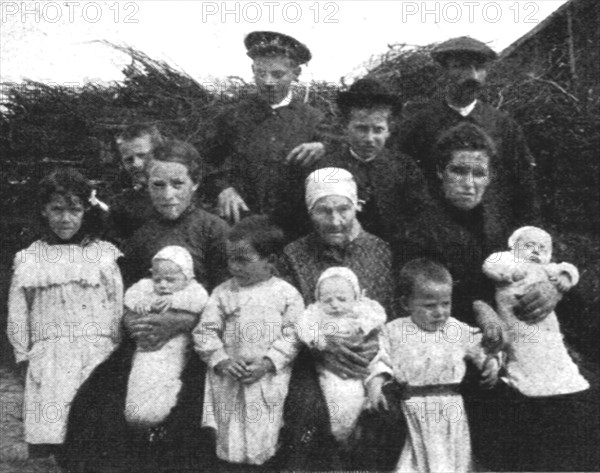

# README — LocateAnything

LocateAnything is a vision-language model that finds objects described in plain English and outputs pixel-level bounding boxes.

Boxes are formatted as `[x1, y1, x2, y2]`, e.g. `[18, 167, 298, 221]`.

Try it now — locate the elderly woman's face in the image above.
[147, 160, 198, 220]
[310, 195, 358, 247]
[438, 150, 490, 210]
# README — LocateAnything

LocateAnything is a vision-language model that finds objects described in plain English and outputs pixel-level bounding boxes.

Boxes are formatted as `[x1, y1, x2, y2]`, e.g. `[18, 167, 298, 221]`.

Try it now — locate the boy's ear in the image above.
[293, 66, 301, 79]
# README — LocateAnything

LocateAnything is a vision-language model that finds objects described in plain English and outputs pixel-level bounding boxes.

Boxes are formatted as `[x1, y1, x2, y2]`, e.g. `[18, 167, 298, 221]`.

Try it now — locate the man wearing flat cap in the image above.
[204, 31, 325, 239]
[397, 36, 539, 227]
[321, 78, 433, 244]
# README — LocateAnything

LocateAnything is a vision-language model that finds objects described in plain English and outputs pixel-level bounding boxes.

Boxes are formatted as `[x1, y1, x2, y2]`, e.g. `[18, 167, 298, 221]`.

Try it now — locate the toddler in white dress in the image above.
[124, 245, 208, 427]
[368, 258, 500, 473]
[297, 266, 387, 443]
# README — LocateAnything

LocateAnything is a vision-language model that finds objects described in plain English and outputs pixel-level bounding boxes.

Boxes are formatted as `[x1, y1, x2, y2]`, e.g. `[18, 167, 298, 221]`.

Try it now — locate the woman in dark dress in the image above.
[276, 167, 405, 471]
[63, 140, 229, 473]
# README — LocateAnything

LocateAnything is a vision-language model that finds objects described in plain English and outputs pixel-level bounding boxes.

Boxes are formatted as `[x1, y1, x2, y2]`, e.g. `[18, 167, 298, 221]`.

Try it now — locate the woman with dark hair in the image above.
[396, 122, 565, 471]
[63, 139, 229, 473]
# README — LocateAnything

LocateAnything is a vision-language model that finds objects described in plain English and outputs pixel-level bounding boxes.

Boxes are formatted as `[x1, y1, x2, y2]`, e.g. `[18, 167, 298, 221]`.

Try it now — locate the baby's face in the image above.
[514, 230, 552, 264]
[152, 259, 188, 295]
[318, 277, 357, 317]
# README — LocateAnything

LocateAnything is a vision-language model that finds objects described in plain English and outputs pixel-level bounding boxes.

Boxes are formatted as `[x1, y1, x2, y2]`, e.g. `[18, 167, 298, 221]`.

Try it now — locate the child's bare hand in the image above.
[214, 358, 251, 380]
[133, 302, 152, 317]
[367, 376, 389, 411]
[480, 356, 500, 389]
[240, 358, 275, 384]
[150, 297, 172, 314]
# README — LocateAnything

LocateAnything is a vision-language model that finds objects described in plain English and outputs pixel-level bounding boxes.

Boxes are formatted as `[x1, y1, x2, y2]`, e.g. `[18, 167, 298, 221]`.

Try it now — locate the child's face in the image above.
[252, 55, 299, 105]
[226, 239, 272, 287]
[118, 134, 154, 185]
[42, 193, 85, 241]
[152, 259, 188, 295]
[514, 230, 552, 264]
[318, 276, 357, 317]
[345, 108, 391, 161]
[404, 279, 452, 332]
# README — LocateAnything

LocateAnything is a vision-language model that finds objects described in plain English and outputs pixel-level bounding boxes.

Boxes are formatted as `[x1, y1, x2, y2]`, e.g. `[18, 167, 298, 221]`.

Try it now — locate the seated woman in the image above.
[277, 167, 404, 471]
[396, 122, 565, 470]
[63, 140, 229, 473]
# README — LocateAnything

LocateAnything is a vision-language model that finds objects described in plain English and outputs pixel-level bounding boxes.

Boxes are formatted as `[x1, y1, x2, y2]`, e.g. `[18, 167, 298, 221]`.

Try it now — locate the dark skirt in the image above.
[464, 367, 600, 472]
[274, 347, 406, 471]
[62, 338, 217, 473]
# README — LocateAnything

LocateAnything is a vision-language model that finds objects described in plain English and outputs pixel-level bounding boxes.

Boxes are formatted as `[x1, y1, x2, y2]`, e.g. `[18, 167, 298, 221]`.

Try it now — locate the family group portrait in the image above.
[1, 1, 599, 472]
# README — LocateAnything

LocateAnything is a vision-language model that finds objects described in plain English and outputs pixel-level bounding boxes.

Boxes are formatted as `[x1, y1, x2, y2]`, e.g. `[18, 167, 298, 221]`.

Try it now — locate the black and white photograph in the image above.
[1, 1, 599, 471]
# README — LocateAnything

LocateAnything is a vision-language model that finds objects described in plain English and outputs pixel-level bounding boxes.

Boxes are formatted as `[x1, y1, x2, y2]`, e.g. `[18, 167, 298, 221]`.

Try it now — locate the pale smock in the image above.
[483, 251, 589, 396]
[123, 278, 209, 426]
[370, 317, 490, 473]
[193, 276, 304, 465]
[7, 240, 123, 444]
[297, 297, 387, 441]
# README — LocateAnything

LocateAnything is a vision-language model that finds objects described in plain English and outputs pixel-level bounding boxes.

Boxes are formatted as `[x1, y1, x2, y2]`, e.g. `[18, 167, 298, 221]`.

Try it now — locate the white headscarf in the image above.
[152, 245, 195, 280]
[315, 266, 362, 301]
[305, 167, 358, 211]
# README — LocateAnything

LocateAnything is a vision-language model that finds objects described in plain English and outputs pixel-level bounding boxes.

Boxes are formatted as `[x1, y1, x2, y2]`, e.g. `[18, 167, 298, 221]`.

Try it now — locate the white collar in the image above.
[349, 147, 377, 163]
[270, 90, 293, 109]
[448, 99, 477, 117]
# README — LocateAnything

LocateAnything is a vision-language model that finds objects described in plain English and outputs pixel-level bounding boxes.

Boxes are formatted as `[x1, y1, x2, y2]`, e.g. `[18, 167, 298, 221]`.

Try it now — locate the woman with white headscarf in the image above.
[276, 168, 404, 471]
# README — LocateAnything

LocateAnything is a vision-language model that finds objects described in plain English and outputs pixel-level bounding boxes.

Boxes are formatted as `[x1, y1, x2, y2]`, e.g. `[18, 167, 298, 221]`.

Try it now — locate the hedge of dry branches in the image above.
[1, 42, 598, 362]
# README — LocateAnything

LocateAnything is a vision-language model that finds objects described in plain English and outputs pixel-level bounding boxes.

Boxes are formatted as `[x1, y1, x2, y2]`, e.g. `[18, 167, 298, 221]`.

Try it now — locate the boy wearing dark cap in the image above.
[397, 36, 539, 226]
[322, 78, 432, 243]
[205, 31, 325, 239]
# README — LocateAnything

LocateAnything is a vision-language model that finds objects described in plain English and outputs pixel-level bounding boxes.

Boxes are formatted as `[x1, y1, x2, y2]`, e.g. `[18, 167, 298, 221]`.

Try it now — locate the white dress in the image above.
[483, 251, 589, 396]
[297, 298, 387, 441]
[370, 317, 488, 473]
[7, 240, 123, 444]
[193, 276, 304, 465]
[123, 278, 209, 426]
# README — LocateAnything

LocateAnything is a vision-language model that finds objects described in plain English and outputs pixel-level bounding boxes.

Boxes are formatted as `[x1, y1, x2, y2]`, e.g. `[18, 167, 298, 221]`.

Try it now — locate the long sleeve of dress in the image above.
[551, 262, 580, 288]
[366, 323, 394, 384]
[482, 251, 518, 282]
[193, 289, 230, 369]
[265, 287, 304, 373]
[170, 280, 210, 314]
[7, 254, 30, 363]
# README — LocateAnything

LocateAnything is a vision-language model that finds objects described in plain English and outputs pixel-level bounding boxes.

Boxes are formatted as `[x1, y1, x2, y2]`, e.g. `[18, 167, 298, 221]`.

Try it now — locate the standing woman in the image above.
[63, 140, 229, 473]
[7, 169, 123, 465]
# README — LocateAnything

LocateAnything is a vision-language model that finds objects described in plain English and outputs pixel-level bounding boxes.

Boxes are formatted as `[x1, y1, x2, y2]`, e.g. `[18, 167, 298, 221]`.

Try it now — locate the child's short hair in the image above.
[435, 122, 497, 170]
[115, 123, 164, 148]
[227, 215, 285, 259]
[398, 258, 453, 297]
[149, 139, 205, 184]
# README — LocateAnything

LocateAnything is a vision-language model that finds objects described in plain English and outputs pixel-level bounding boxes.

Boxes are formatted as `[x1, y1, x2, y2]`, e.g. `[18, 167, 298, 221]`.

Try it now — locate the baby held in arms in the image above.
[124, 245, 209, 427]
[297, 266, 387, 445]
[482, 226, 588, 396]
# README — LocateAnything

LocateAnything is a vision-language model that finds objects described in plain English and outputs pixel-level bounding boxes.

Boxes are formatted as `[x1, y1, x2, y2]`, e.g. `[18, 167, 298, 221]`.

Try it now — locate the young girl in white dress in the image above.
[124, 245, 209, 427]
[368, 258, 500, 473]
[193, 216, 304, 467]
[7, 169, 123, 461]
[296, 266, 387, 444]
